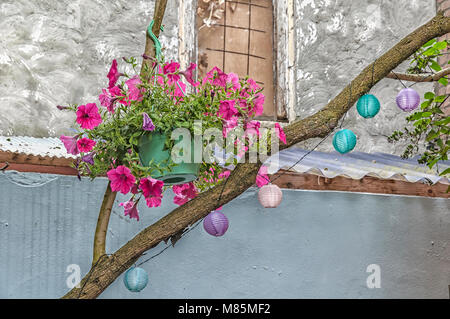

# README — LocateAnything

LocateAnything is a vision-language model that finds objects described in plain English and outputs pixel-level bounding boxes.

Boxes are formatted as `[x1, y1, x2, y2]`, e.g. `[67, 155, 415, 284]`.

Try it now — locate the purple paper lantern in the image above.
[396, 88, 420, 112]
[203, 211, 229, 237]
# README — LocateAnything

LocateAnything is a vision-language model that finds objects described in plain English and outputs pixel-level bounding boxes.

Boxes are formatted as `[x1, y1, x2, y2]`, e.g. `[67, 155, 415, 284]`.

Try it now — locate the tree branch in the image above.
[92, 182, 116, 264]
[141, 0, 168, 75]
[63, 12, 450, 299]
[91, 0, 168, 265]
[385, 67, 450, 82]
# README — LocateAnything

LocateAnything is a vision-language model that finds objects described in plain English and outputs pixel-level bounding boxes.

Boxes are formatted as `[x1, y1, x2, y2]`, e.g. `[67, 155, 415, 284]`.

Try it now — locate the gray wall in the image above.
[0, 171, 449, 298]
[294, 0, 436, 154]
[0, 0, 440, 155]
[0, 0, 180, 137]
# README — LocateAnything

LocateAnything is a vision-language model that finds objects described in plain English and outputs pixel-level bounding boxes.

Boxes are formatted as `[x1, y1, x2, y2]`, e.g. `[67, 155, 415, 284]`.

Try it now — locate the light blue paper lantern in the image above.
[124, 267, 148, 292]
[333, 129, 357, 154]
[356, 94, 380, 118]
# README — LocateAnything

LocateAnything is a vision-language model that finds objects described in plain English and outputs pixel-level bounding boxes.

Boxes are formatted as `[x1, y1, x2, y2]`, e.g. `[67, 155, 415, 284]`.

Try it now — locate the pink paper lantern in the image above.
[258, 184, 283, 208]
[203, 211, 229, 237]
[396, 88, 420, 112]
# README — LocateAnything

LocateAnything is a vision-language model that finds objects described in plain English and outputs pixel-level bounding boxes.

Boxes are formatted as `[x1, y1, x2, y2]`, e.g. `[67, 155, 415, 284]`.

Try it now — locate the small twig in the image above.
[385, 67, 450, 82]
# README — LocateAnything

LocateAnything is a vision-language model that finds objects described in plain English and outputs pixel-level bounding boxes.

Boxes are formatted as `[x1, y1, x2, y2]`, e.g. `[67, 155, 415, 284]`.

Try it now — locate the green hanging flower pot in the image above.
[138, 132, 200, 185]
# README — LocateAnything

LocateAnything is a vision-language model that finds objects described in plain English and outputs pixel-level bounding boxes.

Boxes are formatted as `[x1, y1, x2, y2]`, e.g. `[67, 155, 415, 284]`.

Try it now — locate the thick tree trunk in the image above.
[62, 12, 450, 299]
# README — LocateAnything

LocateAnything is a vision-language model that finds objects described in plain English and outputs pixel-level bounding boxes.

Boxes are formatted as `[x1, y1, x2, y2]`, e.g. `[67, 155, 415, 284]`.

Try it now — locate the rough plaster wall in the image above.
[0, 172, 449, 298]
[294, 0, 437, 154]
[0, 0, 180, 137]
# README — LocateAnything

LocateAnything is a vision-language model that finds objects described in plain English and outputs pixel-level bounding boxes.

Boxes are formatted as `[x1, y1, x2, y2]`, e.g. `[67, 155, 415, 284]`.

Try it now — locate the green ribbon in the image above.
[147, 20, 164, 61]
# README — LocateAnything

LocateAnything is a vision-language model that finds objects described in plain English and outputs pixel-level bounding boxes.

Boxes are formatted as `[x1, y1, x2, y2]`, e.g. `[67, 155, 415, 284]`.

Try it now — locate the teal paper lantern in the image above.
[356, 94, 380, 118]
[333, 129, 357, 154]
[124, 267, 148, 292]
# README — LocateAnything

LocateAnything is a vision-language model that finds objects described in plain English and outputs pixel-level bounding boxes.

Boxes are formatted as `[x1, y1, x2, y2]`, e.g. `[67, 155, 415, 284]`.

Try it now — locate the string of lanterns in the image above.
[123, 60, 427, 293]
[257, 60, 425, 209]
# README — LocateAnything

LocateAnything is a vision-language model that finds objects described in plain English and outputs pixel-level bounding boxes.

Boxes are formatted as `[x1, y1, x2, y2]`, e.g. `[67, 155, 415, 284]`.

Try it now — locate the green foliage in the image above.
[389, 40, 449, 181]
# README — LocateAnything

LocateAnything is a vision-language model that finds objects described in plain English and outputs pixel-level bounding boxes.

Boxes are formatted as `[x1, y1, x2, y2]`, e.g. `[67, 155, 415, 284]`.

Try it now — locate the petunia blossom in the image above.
[163, 61, 181, 84]
[274, 123, 287, 144]
[107, 59, 121, 88]
[139, 177, 164, 198]
[218, 100, 238, 121]
[81, 152, 95, 165]
[173, 182, 197, 206]
[76, 138, 96, 153]
[126, 76, 144, 102]
[142, 112, 155, 131]
[60, 135, 79, 155]
[99, 88, 114, 112]
[119, 199, 140, 221]
[256, 165, 270, 188]
[227, 73, 241, 90]
[180, 63, 199, 87]
[76, 103, 102, 129]
[107, 165, 136, 194]
[245, 120, 261, 137]
[145, 196, 162, 208]
[246, 93, 265, 117]
[222, 116, 238, 138]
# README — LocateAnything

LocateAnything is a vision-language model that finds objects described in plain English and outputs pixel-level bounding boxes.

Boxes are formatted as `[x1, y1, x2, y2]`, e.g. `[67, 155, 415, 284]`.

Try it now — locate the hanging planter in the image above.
[138, 132, 200, 186]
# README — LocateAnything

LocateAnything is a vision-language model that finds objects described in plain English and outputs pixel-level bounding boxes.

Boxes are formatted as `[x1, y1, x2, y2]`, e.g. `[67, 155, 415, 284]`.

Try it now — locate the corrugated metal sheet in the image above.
[265, 148, 450, 185]
[0, 136, 75, 159]
[1, 136, 448, 185]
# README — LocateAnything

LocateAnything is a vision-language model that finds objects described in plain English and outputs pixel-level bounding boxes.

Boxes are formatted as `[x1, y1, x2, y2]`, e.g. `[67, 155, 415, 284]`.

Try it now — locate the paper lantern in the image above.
[258, 184, 283, 208]
[124, 267, 148, 292]
[203, 211, 229, 237]
[356, 94, 380, 118]
[396, 88, 420, 112]
[333, 129, 357, 154]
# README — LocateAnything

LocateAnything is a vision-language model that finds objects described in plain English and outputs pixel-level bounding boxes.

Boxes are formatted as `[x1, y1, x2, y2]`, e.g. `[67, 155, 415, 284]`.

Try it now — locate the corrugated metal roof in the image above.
[0, 136, 75, 159]
[0, 136, 448, 185]
[265, 148, 450, 185]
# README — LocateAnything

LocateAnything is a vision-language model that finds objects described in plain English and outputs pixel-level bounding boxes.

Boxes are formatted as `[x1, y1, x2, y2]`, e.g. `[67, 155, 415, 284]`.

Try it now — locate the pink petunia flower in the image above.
[107, 165, 136, 194]
[60, 135, 79, 155]
[256, 165, 269, 187]
[126, 76, 144, 102]
[227, 73, 241, 90]
[222, 116, 238, 138]
[250, 93, 265, 117]
[142, 112, 155, 131]
[119, 199, 140, 221]
[107, 59, 121, 88]
[203, 67, 227, 87]
[76, 103, 102, 129]
[218, 100, 238, 121]
[247, 78, 261, 91]
[99, 88, 114, 113]
[163, 61, 181, 84]
[77, 138, 96, 153]
[139, 177, 164, 198]
[180, 63, 199, 87]
[145, 196, 162, 208]
[173, 182, 197, 206]
[245, 120, 261, 137]
[274, 123, 287, 144]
